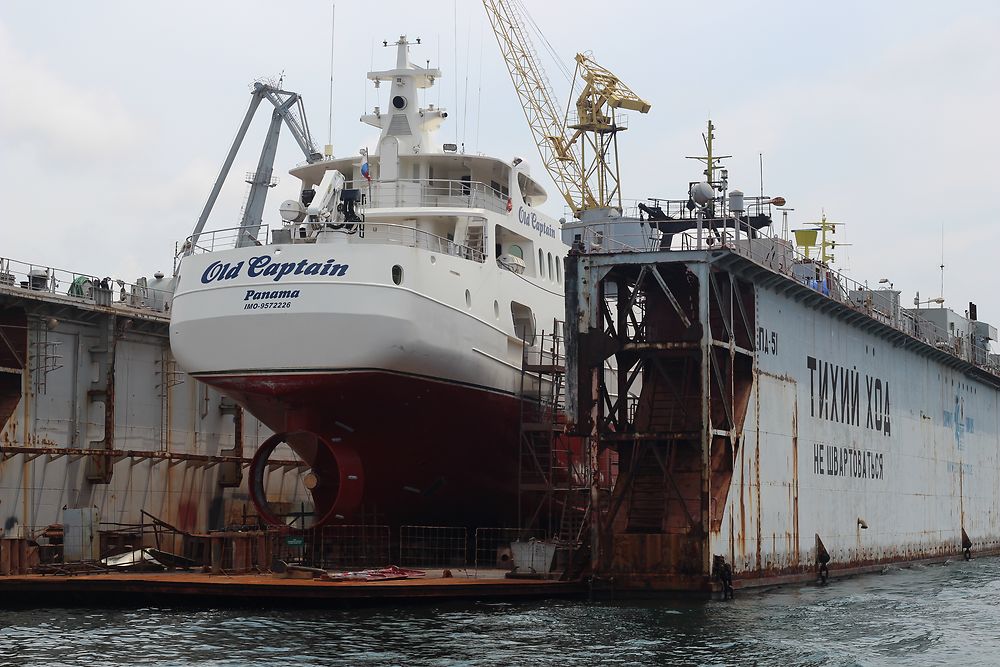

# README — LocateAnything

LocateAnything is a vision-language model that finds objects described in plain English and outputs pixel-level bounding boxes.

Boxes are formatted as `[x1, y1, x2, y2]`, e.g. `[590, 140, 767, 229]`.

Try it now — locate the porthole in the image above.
[494, 300, 500, 319]
[392, 95, 407, 110]
[430, 255, 437, 265]
[465, 289, 471, 308]
[392, 265, 403, 285]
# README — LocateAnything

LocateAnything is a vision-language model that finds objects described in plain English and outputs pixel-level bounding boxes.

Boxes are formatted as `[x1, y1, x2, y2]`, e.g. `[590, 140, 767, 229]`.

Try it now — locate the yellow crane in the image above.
[483, 0, 650, 217]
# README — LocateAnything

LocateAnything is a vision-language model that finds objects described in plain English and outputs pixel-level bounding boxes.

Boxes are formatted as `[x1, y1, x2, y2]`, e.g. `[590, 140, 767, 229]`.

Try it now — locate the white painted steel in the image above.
[716, 282, 1000, 574]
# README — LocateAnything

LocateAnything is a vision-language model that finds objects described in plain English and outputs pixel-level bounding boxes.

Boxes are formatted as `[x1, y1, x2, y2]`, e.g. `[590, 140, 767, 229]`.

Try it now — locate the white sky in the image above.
[1, 1, 998, 320]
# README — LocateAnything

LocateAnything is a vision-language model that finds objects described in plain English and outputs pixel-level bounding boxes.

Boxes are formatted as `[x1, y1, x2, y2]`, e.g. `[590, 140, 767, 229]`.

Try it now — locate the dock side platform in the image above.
[0, 572, 585, 607]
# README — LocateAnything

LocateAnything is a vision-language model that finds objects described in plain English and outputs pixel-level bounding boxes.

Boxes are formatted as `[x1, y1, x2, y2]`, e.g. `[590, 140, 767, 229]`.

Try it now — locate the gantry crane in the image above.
[483, 0, 650, 218]
[187, 82, 324, 253]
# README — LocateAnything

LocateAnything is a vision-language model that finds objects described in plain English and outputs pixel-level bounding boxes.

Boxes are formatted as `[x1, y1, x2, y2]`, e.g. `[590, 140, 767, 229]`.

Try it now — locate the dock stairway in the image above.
[517, 325, 589, 540]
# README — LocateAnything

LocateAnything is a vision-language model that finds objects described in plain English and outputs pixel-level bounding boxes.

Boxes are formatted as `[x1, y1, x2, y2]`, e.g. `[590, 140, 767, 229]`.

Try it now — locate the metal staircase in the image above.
[517, 324, 590, 542]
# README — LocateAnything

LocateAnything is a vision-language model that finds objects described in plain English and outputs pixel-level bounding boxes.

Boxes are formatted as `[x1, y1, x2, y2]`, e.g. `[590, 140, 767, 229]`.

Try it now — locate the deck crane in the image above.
[186, 82, 324, 254]
[482, 0, 650, 218]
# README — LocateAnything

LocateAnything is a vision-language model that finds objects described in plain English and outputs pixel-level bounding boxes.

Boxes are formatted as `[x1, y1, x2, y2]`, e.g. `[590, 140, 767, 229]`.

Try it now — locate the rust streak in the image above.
[754, 374, 762, 573]
[792, 393, 800, 565]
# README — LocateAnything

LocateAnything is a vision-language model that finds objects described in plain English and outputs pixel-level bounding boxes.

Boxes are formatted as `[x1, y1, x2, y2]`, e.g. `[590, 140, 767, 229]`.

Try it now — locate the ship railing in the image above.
[359, 222, 486, 263]
[0, 256, 172, 313]
[680, 226, 989, 371]
[570, 221, 995, 373]
[182, 224, 269, 255]
[346, 178, 510, 215]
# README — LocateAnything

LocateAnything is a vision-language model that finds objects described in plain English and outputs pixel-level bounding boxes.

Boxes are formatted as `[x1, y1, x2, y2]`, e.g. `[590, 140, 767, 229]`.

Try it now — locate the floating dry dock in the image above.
[563, 221, 1000, 592]
[0, 257, 310, 539]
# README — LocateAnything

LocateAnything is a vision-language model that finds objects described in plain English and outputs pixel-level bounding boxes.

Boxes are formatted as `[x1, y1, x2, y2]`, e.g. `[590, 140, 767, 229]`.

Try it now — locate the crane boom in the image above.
[482, 0, 595, 214]
[186, 83, 323, 253]
[483, 1, 650, 217]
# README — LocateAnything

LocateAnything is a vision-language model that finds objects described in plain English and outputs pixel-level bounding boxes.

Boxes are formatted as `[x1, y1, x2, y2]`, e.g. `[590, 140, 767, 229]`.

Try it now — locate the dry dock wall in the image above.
[567, 245, 1000, 590]
[0, 284, 309, 539]
[727, 284, 1000, 573]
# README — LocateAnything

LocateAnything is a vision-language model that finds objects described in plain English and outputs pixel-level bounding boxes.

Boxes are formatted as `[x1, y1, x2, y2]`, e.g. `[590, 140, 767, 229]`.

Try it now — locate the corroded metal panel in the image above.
[568, 246, 1000, 589]
[712, 272, 1000, 577]
[0, 292, 310, 539]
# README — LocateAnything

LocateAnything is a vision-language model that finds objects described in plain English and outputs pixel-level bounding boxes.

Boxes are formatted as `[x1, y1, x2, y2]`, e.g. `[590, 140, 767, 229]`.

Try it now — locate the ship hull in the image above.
[170, 232, 566, 529]
[196, 369, 521, 528]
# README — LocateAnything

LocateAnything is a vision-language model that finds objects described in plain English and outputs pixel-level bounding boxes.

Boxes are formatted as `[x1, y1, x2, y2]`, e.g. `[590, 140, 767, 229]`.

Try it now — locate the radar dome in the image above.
[689, 182, 715, 206]
[279, 199, 306, 223]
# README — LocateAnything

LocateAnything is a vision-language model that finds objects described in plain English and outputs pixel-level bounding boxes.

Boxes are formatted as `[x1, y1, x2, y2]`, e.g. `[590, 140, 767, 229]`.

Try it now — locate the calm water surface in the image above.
[2, 557, 1000, 666]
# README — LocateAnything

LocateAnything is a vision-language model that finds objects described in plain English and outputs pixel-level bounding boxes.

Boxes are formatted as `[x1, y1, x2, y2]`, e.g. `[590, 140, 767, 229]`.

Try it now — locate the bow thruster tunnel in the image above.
[249, 431, 363, 528]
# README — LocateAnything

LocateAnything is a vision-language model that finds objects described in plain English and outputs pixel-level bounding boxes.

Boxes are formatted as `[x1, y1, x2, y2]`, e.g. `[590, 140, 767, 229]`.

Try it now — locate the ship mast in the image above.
[686, 119, 731, 189]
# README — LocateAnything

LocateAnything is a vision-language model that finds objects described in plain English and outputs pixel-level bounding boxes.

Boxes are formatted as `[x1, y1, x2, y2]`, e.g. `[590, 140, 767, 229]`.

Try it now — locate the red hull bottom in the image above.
[200, 370, 522, 529]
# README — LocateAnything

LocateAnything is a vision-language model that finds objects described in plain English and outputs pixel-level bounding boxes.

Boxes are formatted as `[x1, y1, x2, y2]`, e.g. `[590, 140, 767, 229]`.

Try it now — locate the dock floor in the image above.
[0, 571, 585, 608]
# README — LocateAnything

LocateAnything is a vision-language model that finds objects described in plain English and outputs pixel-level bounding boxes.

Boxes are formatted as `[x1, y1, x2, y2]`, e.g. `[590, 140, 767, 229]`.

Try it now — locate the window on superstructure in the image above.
[556, 259, 562, 284]
[547, 253, 553, 280]
[538, 249, 545, 279]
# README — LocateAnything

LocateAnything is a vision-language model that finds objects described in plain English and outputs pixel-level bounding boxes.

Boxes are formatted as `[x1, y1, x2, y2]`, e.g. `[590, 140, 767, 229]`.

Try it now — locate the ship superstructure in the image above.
[170, 37, 570, 529]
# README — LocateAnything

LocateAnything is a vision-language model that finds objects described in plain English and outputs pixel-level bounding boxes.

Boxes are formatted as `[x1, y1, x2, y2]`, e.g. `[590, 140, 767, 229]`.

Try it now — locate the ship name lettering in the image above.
[517, 206, 556, 239]
[200, 260, 244, 283]
[813, 443, 884, 480]
[807, 356, 890, 436]
[201, 255, 349, 284]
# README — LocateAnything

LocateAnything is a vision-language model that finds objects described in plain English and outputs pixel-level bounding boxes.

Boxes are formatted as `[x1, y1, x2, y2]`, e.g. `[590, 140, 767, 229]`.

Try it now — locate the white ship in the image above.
[169, 37, 569, 528]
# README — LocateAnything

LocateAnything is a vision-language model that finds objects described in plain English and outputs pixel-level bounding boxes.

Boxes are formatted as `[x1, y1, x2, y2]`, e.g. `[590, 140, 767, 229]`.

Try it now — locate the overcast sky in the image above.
[1, 1, 998, 321]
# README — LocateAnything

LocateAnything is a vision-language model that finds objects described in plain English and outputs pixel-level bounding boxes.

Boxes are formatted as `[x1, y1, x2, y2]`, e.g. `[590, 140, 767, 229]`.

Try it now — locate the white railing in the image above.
[359, 223, 486, 262]
[348, 178, 509, 214]
[185, 222, 485, 264]
[0, 256, 172, 313]
[183, 225, 269, 255]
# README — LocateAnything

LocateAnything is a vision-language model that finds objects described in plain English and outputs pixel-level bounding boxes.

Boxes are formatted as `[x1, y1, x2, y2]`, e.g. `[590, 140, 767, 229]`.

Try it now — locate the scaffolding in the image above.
[565, 250, 756, 591]
[517, 325, 591, 544]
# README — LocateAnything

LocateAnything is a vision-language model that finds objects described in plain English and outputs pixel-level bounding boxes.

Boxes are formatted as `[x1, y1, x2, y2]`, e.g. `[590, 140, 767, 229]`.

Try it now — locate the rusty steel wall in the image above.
[565, 246, 1000, 589]
[0, 306, 310, 538]
[716, 282, 1000, 576]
